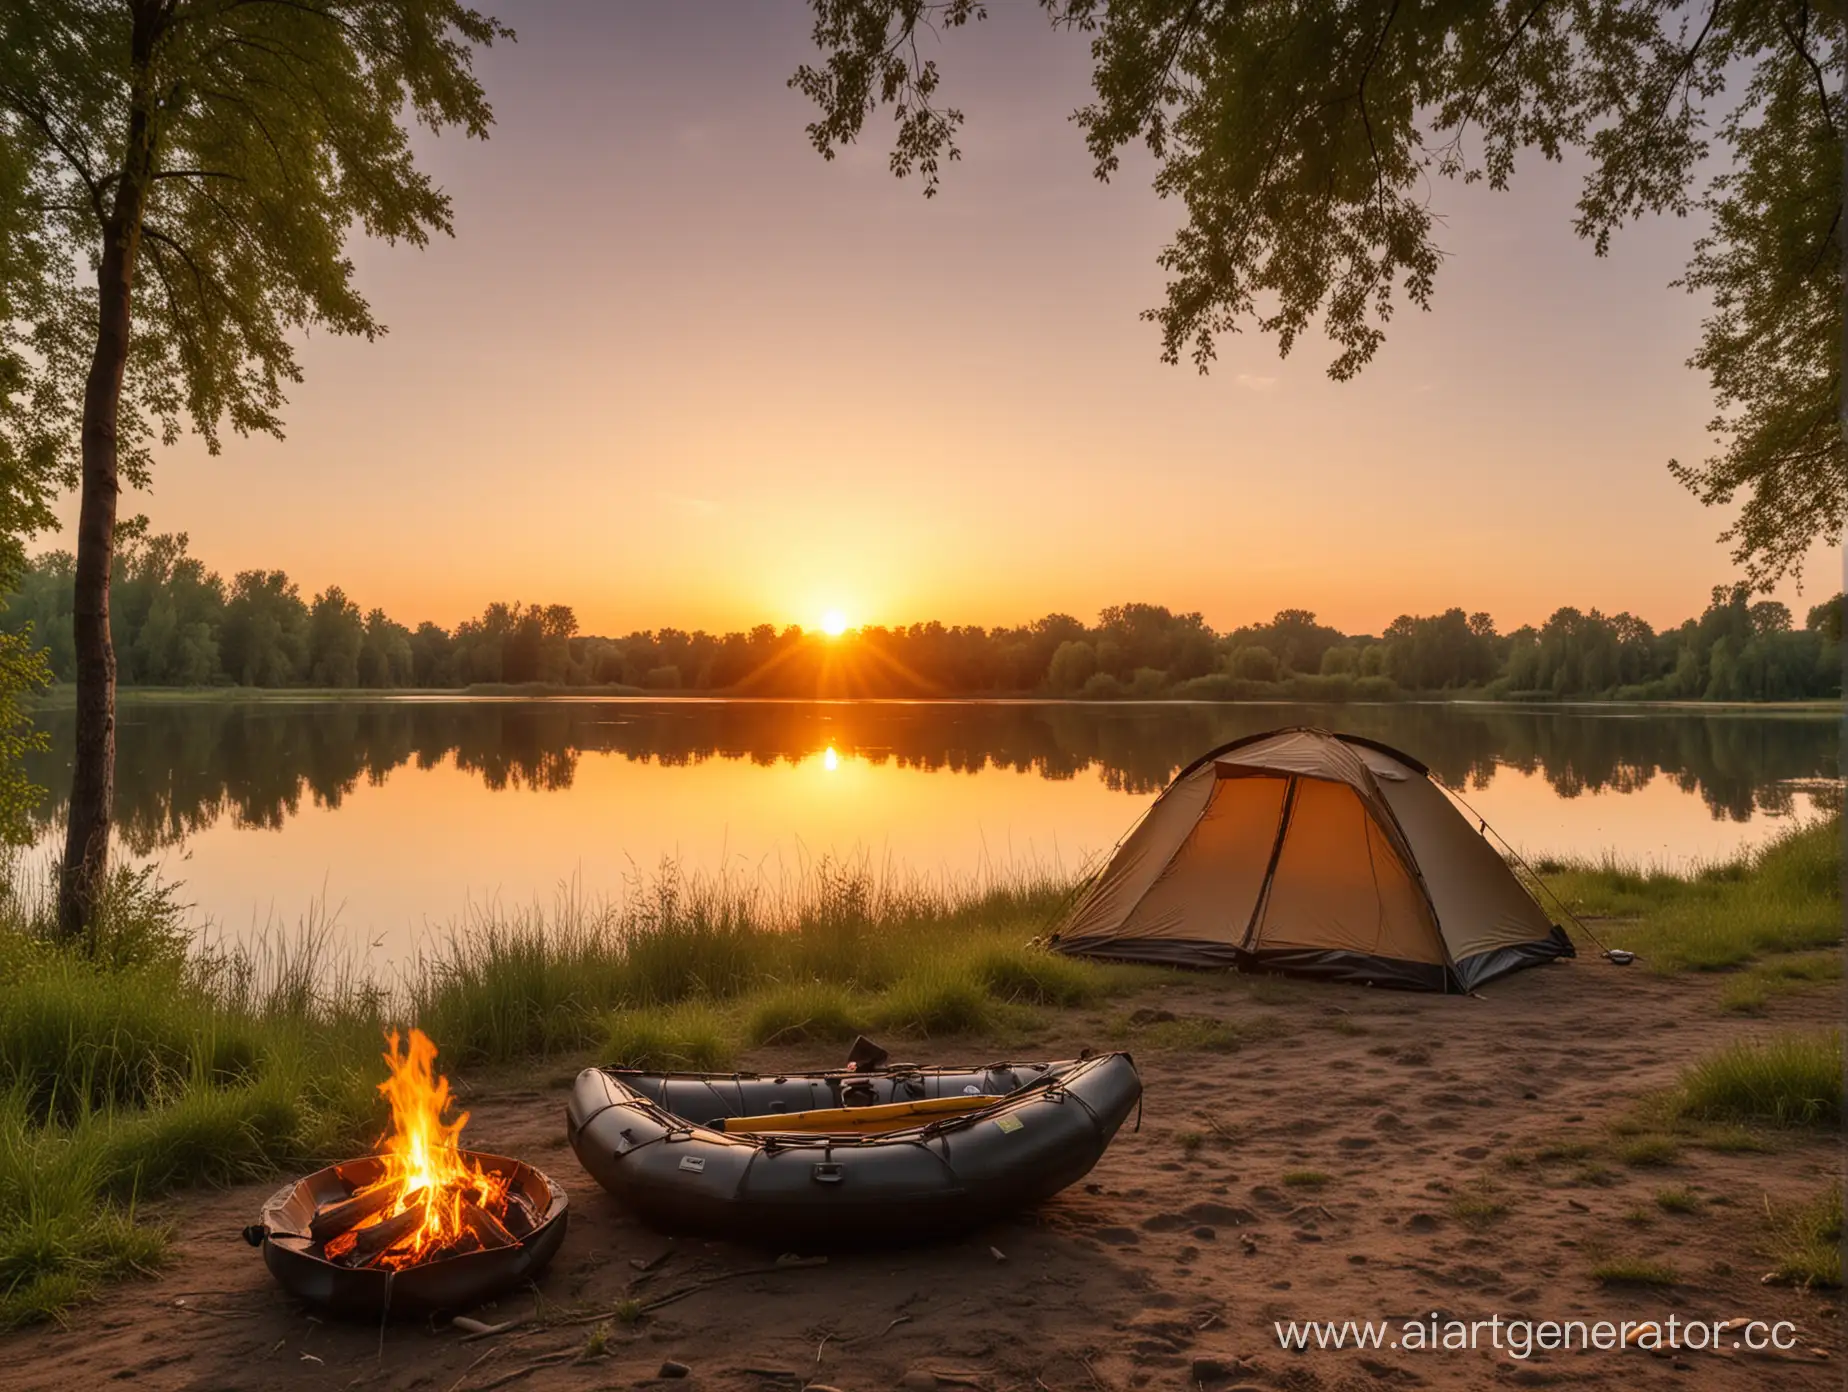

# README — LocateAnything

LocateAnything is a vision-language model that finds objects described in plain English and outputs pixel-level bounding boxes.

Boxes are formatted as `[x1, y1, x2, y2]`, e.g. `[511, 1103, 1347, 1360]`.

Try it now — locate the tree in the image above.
[1807, 592, 1845, 642]
[359, 608, 414, 688]
[219, 569, 306, 687]
[795, 1, 1844, 584]
[306, 586, 364, 688]
[1, 1, 510, 936]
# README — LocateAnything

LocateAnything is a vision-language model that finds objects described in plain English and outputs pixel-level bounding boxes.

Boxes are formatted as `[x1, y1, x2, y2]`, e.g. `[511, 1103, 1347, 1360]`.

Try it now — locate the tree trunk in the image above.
[56, 234, 134, 940]
[56, 8, 158, 940]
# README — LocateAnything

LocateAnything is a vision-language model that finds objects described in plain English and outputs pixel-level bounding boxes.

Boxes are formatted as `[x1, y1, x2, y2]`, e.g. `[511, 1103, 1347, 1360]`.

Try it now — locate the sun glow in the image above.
[820, 610, 849, 637]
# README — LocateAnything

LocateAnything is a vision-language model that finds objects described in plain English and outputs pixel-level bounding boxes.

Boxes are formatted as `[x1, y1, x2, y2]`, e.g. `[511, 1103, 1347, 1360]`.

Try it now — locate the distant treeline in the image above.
[4, 527, 1842, 702]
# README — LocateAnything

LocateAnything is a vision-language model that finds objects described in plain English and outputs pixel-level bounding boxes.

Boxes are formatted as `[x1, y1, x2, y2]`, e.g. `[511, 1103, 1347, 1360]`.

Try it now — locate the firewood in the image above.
[501, 1191, 538, 1239]
[309, 1181, 398, 1244]
[459, 1194, 518, 1250]
[350, 1197, 428, 1257]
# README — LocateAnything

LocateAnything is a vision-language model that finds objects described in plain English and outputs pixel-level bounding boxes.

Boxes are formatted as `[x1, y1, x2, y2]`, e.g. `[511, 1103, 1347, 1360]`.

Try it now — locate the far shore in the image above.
[22, 684, 1845, 713]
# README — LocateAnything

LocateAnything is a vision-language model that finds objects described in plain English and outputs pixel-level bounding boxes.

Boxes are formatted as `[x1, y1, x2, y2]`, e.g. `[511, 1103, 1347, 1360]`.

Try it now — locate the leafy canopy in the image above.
[794, 0, 1845, 588]
[0, 0, 511, 493]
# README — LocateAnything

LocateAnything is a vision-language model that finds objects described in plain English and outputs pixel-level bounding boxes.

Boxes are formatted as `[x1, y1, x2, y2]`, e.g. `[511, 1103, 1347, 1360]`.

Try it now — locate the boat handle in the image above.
[811, 1162, 844, 1185]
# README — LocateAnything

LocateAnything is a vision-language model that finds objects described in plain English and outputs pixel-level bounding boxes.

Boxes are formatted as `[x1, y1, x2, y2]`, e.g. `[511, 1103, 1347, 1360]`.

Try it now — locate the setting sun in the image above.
[820, 610, 849, 637]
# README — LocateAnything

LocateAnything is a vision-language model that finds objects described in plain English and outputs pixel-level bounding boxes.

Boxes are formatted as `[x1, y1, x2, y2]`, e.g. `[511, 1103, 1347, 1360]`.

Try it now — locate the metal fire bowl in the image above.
[246, 1149, 569, 1318]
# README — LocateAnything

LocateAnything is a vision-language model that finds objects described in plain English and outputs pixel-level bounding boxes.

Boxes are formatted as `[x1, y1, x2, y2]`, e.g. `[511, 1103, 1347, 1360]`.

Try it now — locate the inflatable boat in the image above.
[566, 1052, 1141, 1246]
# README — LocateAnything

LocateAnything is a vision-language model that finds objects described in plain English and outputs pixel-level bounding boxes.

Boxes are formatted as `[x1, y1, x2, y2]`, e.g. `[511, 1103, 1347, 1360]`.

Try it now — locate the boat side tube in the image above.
[566, 1053, 1141, 1247]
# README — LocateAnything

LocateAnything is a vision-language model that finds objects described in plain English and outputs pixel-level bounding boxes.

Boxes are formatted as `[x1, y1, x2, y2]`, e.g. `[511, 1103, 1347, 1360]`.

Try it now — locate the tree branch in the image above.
[0, 89, 111, 226]
[150, 168, 246, 182]
[1356, 0, 1404, 230]
[1778, 2, 1837, 136]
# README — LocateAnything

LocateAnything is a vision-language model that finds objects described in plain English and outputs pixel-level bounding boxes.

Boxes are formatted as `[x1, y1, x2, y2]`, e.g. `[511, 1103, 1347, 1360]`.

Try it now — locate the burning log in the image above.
[309, 1181, 398, 1245]
[340, 1197, 429, 1265]
[459, 1194, 518, 1251]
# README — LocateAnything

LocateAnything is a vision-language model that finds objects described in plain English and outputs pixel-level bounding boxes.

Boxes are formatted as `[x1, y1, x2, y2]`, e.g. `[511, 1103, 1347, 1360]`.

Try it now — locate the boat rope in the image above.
[1433, 779, 1623, 962]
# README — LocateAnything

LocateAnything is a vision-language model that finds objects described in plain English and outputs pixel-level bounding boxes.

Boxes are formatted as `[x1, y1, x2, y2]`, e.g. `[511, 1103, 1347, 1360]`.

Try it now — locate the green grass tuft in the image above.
[1615, 1134, 1680, 1167]
[602, 1001, 735, 1071]
[1450, 1180, 1508, 1229]
[1282, 1169, 1332, 1188]
[1591, 1256, 1679, 1287]
[742, 981, 867, 1047]
[871, 969, 995, 1037]
[1660, 1032, 1841, 1130]
[1764, 1186, 1842, 1289]
[1654, 1186, 1702, 1214]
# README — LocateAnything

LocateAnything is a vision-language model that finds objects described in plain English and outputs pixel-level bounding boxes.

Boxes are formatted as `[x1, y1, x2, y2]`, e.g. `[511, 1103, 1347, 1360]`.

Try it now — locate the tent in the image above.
[1049, 728, 1574, 991]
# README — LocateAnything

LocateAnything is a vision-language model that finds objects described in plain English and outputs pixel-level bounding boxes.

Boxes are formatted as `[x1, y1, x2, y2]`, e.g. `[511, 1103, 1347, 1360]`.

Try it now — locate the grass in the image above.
[1719, 951, 1842, 1014]
[742, 981, 866, 1047]
[1590, 1255, 1680, 1287]
[0, 857, 1140, 1327]
[602, 1001, 734, 1071]
[1615, 1134, 1680, 1167]
[1654, 1186, 1702, 1214]
[1763, 1186, 1842, 1289]
[1656, 1032, 1841, 1130]
[1538, 816, 1841, 972]
[1450, 1181, 1509, 1229]
[1281, 1169, 1332, 1188]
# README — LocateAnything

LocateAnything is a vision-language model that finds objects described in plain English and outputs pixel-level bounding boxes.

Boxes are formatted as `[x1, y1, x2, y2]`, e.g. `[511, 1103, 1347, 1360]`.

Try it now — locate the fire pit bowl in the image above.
[244, 1150, 568, 1318]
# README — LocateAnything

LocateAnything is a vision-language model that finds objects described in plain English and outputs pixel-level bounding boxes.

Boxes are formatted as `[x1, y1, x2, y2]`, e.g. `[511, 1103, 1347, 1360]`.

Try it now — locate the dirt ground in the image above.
[2, 961, 1840, 1391]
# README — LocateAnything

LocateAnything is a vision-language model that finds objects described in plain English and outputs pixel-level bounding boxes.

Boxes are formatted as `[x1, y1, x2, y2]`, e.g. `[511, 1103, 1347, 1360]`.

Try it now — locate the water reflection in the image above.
[25, 698, 1841, 858]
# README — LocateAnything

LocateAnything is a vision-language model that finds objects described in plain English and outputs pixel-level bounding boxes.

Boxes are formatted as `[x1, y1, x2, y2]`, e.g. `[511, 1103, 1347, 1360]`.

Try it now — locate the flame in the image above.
[347, 1028, 511, 1268]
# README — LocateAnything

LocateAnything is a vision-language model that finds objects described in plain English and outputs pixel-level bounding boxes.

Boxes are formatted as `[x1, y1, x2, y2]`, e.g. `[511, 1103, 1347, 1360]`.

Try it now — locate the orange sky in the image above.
[56, 2, 1843, 637]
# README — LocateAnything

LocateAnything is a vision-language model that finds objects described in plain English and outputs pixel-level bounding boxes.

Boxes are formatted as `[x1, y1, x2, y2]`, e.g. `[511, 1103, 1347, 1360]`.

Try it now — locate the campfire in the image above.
[309, 1029, 538, 1269]
[247, 1028, 568, 1316]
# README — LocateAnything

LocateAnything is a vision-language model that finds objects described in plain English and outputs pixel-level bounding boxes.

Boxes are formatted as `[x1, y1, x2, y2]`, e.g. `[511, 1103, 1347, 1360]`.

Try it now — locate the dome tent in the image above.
[1050, 728, 1574, 992]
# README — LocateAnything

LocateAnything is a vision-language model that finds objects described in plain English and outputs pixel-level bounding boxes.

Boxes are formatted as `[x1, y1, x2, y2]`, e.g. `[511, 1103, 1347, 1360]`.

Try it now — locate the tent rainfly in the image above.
[1050, 728, 1574, 992]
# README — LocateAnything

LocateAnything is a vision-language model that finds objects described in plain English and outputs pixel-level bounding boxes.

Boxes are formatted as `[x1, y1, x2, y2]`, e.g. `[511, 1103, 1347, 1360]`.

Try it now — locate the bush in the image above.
[1128, 667, 1168, 698]
[1281, 672, 1353, 701]
[1227, 645, 1280, 681]
[1046, 640, 1097, 693]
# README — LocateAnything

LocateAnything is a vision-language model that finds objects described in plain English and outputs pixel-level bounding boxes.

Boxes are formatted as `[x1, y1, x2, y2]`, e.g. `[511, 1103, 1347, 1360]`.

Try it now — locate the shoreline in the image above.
[23, 686, 1845, 713]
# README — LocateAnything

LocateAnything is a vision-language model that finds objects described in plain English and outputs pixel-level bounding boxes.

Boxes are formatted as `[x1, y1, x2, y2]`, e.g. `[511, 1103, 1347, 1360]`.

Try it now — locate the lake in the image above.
[22, 698, 1842, 964]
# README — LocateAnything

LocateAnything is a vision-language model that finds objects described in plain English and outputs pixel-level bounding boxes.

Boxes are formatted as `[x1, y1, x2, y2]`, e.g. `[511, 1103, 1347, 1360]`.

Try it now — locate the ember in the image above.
[308, 1029, 538, 1269]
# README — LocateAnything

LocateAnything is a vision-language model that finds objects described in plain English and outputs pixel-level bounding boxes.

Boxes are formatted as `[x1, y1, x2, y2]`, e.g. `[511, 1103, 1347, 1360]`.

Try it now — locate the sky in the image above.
[58, 1, 1842, 638]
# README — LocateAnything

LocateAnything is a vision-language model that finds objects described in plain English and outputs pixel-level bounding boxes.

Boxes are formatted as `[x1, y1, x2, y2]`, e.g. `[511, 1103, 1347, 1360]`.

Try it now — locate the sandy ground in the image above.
[1, 961, 1840, 1391]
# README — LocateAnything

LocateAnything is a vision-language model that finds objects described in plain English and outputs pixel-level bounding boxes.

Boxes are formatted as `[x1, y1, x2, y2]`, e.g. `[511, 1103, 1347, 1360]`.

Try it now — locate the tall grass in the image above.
[0, 856, 1132, 1326]
[1537, 815, 1842, 971]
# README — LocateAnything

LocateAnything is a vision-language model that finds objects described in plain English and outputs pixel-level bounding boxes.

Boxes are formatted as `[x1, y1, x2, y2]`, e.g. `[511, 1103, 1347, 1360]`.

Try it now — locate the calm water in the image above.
[23, 698, 1842, 963]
